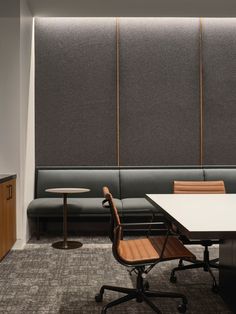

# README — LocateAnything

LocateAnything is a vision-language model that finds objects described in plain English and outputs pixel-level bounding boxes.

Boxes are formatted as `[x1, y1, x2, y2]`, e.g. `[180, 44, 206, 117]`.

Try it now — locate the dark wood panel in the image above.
[0, 179, 16, 261]
[6, 179, 16, 249]
[0, 183, 5, 260]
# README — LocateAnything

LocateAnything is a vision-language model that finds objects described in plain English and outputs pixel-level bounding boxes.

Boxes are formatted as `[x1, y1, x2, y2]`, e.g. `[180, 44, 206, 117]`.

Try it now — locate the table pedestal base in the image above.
[52, 240, 83, 250]
[219, 239, 236, 313]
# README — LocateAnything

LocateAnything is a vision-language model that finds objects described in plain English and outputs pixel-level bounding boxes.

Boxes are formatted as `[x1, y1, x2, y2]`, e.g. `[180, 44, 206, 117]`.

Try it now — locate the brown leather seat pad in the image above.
[150, 236, 196, 261]
[118, 236, 195, 264]
[118, 238, 159, 263]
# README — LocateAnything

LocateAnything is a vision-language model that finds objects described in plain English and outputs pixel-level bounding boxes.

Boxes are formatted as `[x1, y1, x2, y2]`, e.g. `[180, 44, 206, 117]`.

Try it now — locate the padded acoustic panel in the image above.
[119, 18, 200, 166]
[35, 18, 116, 166]
[202, 19, 236, 165]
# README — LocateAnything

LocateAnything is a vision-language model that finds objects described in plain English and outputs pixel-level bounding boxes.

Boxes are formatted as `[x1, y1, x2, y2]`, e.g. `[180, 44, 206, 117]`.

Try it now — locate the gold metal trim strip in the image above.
[199, 18, 204, 166]
[116, 17, 120, 166]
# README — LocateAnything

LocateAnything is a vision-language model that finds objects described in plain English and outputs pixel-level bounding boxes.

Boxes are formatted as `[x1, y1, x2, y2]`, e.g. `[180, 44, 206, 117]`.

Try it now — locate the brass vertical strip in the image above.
[199, 18, 204, 166]
[116, 17, 120, 166]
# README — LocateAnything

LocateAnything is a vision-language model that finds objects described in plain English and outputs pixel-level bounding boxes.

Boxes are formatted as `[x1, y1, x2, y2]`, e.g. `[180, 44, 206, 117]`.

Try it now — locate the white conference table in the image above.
[146, 194, 236, 312]
[146, 194, 236, 240]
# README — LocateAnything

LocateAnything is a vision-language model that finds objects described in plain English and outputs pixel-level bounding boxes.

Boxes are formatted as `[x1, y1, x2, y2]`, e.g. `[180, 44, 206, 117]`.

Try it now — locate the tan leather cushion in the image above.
[118, 236, 195, 264]
[150, 236, 195, 261]
[174, 180, 225, 194]
[118, 238, 159, 263]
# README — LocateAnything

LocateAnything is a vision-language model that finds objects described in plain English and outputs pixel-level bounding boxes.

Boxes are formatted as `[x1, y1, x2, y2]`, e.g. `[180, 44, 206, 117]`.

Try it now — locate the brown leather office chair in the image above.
[95, 187, 196, 314]
[170, 180, 225, 292]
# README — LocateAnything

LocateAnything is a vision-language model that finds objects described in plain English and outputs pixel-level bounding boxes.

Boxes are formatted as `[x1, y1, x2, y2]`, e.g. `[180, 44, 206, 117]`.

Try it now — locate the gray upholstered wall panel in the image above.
[119, 18, 200, 166]
[202, 19, 236, 165]
[35, 18, 116, 166]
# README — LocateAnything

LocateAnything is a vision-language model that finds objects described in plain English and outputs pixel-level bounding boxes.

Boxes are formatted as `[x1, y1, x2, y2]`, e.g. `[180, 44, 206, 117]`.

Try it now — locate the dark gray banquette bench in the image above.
[27, 166, 236, 237]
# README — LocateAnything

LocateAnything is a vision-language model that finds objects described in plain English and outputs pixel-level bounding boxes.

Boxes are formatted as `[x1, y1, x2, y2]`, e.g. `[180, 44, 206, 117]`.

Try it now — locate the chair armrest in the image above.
[120, 222, 166, 229]
[120, 208, 158, 222]
[120, 221, 173, 239]
[121, 208, 157, 214]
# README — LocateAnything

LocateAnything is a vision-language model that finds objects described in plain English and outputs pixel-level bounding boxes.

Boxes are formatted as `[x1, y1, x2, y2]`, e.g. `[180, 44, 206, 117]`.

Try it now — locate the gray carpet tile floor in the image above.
[0, 236, 233, 314]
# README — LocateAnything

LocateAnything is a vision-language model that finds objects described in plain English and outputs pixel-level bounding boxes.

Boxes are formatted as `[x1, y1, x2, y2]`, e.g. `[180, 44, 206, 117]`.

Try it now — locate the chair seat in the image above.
[118, 236, 195, 264]
[118, 238, 159, 263]
[99, 187, 189, 313]
[150, 237, 196, 261]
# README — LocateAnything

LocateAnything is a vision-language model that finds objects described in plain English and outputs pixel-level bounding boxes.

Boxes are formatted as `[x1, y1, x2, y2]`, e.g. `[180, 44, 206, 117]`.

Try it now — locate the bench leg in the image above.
[36, 217, 40, 240]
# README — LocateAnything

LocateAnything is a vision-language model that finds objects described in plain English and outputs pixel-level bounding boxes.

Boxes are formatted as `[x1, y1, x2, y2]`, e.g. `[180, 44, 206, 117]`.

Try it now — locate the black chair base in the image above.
[170, 245, 219, 292]
[96, 270, 187, 314]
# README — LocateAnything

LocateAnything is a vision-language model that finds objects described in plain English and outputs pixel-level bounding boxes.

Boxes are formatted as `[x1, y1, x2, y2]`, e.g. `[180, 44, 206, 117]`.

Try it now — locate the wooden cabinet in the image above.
[0, 178, 16, 260]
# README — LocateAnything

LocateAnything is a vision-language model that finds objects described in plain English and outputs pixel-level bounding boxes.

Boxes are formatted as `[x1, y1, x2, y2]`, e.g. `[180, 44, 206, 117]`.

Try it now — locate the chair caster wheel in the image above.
[170, 274, 177, 283]
[212, 284, 219, 293]
[144, 280, 150, 290]
[95, 293, 103, 302]
[178, 303, 187, 313]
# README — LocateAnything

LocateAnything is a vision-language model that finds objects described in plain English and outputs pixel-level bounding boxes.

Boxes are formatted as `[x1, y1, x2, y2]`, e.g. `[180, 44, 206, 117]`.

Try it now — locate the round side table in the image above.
[46, 188, 90, 249]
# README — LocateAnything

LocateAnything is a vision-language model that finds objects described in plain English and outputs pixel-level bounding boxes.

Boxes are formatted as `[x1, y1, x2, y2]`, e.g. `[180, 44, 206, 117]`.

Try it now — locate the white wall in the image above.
[0, 0, 34, 248]
[0, 19, 20, 174]
[0, 9, 21, 244]
[20, 0, 34, 244]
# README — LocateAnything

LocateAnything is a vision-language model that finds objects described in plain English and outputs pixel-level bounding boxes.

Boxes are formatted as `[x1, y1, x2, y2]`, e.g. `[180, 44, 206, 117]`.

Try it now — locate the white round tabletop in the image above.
[45, 188, 90, 194]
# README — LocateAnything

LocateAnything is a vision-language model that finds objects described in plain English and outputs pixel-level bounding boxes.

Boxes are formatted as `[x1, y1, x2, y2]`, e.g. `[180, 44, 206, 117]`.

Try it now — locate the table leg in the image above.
[52, 193, 83, 250]
[63, 193, 68, 247]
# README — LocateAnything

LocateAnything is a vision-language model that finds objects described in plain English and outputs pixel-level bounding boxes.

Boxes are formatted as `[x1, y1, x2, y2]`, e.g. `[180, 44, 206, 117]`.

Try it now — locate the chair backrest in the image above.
[103, 186, 195, 266]
[103, 186, 166, 266]
[173, 180, 226, 194]
[172, 181, 225, 234]
[103, 186, 122, 247]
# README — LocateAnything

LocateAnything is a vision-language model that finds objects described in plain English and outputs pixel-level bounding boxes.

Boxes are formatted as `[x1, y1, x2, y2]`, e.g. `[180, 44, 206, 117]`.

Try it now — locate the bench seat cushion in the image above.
[27, 198, 122, 218]
[121, 198, 164, 219]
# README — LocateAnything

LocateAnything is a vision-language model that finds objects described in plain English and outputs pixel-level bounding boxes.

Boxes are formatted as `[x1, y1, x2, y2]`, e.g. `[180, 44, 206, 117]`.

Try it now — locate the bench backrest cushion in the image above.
[120, 168, 204, 198]
[36, 169, 120, 198]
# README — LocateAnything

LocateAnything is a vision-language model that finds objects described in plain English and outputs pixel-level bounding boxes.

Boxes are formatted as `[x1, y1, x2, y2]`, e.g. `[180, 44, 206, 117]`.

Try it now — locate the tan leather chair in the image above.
[95, 186, 195, 314]
[170, 180, 225, 292]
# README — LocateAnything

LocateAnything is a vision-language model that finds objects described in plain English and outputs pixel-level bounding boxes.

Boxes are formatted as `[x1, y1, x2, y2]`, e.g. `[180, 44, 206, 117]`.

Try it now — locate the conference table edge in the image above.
[145, 194, 236, 240]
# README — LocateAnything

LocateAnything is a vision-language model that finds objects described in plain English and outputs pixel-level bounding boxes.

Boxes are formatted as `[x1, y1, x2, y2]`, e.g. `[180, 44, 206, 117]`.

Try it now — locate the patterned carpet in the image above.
[0, 236, 233, 314]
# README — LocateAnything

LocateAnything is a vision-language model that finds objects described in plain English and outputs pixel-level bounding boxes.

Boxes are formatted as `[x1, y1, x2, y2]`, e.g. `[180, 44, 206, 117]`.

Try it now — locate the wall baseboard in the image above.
[12, 239, 26, 250]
